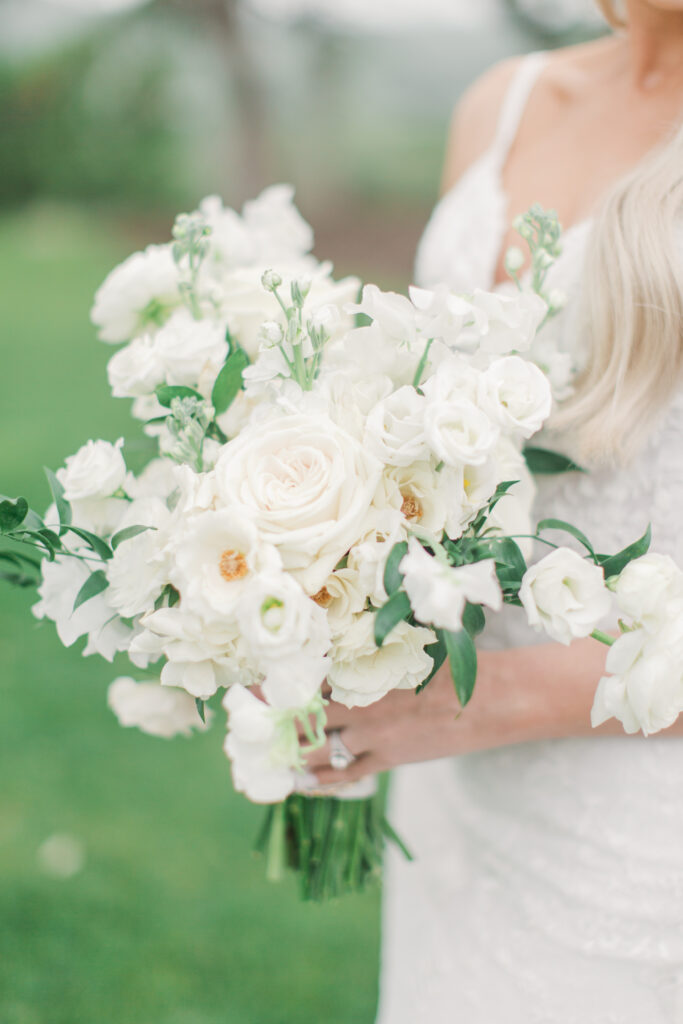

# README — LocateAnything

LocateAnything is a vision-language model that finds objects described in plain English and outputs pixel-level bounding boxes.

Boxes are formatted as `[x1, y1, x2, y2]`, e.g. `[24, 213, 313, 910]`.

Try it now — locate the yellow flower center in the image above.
[311, 586, 333, 608]
[400, 494, 423, 521]
[218, 548, 249, 582]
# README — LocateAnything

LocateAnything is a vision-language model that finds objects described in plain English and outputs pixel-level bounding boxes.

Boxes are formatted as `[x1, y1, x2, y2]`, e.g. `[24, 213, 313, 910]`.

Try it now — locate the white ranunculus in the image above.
[400, 538, 502, 631]
[479, 355, 553, 439]
[459, 288, 547, 355]
[328, 612, 434, 708]
[591, 627, 683, 736]
[91, 244, 180, 343]
[223, 684, 299, 803]
[364, 386, 429, 467]
[33, 556, 131, 661]
[57, 438, 127, 502]
[107, 336, 167, 398]
[107, 677, 208, 738]
[213, 413, 381, 593]
[151, 308, 229, 392]
[424, 397, 499, 468]
[520, 547, 612, 645]
[347, 508, 407, 607]
[612, 554, 683, 630]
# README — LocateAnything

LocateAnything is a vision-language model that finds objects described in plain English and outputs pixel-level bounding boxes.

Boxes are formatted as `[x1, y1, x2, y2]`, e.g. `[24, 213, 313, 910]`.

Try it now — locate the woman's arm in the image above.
[306, 637, 677, 786]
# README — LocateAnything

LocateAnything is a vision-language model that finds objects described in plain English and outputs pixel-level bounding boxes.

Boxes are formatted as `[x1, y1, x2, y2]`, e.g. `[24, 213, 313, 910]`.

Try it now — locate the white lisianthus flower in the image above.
[107, 677, 208, 738]
[57, 438, 127, 502]
[107, 336, 167, 398]
[424, 397, 499, 468]
[170, 508, 281, 626]
[611, 554, 683, 631]
[91, 244, 180, 343]
[520, 547, 612, 645]
[364, 386, 429, 467]
[459, 288, 547, 354]
[479, 355, 553, 439]
[399, 538, 502, 631]
[152, 308, 229, 392]
[591, 626, 683, 736]
[328, 612, 434, 708]
[213, 413, 381, 593]
[223, 685, 299, 803]
[33, 556, 131, 661]
[421, 353, 482, 405]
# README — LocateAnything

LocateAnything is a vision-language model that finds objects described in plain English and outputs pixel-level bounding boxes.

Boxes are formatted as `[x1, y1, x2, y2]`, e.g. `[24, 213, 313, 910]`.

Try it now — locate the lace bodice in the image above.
[376, 52, 683, 1024]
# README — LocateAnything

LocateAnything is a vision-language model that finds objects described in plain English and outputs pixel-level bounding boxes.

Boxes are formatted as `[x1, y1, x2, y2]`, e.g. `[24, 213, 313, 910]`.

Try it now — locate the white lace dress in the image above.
[375, 53, 683, 1024]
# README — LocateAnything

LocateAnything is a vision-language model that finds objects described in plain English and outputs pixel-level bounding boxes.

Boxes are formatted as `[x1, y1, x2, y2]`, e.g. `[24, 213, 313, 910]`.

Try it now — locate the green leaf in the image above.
[443, 628, 478, 707]
[154, 583, 180, 610]
[44, 467, 72, 533]
[374, 591, 411, 647]
[155, 384, 204, 408]
[111, 524, 153, 550]
[65, 526, 113, 561]
[195, 698, 206, 723]
[469, 480, 519, 535]
[416, 632, 448, 693]
[0, 569, 37, 588]
[462, 602, 486, 637]
[0, 550, 41, 572]
[211, 346, 250, 415]
[0, 497, 29, 533]
[597, 524, 652, 579]
[383, 541, 408, 597]
[523, 445, 585, 475]
[536, 517, 597, 562]
[36, 527, 63, 558]
[73, 569, 109, 611]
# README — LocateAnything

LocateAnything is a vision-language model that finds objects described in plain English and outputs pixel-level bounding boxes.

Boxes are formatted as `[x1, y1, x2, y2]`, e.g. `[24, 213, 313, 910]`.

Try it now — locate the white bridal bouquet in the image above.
[3, 188, 680, 899]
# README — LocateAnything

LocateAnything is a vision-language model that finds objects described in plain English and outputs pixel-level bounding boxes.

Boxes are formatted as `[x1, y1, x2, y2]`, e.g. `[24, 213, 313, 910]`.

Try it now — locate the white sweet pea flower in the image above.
[364, 386, 429, 467]
[223, 685, 299, 803]
[348, 284, 421, 347]
[611, 554, 683, 631]
[520, 547, 612, 645]
[479, 355, 553, 439]
[421, 352, 481, 405]
[91, 243, 180, 343]
[400, 538, 502, 632]
[57, 438, 127, 502]
[107, 336, 167, 398]
[424, 397, 499, 468]
[107, 677, 208, 738]
[213, 413, 381, 594]
[591, 626, 683, 736]
[106, 497, 172, 618]
[409, 285, 472, 347]
[459, 288, 547, 354]
[328, 612, 434, 708]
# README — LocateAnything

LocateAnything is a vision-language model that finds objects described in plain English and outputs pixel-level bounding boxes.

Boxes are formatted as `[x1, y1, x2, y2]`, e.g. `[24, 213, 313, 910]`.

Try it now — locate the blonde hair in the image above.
[553, 38, 683, 462]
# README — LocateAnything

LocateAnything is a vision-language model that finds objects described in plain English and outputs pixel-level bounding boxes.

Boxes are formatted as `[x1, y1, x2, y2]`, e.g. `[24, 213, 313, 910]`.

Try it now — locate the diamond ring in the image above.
[328, 729, 356, 771]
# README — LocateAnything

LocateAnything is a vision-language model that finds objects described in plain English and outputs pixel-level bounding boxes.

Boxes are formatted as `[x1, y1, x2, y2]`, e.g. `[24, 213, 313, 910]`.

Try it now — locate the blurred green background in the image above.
[0, 1, 604, 1021]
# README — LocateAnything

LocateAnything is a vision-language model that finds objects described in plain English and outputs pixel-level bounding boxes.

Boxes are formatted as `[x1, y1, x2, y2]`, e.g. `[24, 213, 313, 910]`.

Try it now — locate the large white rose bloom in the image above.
[108, 677, 208, 738]
[424, 397, 499, 468]
[328, 612, 434, 708]
[91, 244, 180, 343]
[479, 355, 553, 439]
[57, 438, 127, 502]
[612, 554, 683, 630]
[213, 412, 381, 593]
[520, 547, 612, 645]
[400, 538, 502, 632]
[223, 685, 299, 803]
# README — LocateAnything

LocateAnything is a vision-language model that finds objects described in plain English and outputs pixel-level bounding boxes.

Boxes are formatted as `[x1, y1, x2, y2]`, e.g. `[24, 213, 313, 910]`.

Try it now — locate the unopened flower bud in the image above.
[504, 246, 525, 274]
[291, 278, 312, 307]
[261, 269, 283, 292]
[258, 320, 284, 348]
[548, 288, 567, 311]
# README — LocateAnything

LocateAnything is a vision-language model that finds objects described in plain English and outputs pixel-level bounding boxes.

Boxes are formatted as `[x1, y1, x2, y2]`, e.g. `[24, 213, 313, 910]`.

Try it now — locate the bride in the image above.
[306, 1, 683, 1020]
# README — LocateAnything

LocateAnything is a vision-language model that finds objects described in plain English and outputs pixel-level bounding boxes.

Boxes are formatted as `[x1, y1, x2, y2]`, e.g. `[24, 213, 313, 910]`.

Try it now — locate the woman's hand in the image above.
[304, 638, 618, 787]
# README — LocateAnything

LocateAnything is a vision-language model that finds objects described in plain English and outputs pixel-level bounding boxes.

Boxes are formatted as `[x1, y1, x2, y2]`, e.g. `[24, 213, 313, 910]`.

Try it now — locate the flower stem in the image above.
[412, 337, 434, 389]
[265, 801, 286, 882]
[591, 629, 616, 647]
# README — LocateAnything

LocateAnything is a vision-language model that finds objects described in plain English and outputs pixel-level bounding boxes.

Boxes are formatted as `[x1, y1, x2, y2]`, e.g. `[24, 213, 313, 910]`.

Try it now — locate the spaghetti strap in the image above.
[490, 51, 549, 169]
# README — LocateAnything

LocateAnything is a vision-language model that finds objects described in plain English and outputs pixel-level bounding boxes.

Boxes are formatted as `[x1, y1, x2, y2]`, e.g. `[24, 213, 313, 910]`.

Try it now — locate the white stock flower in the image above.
[612, 554, 683, 630]
[459, 288, 547, 354]
[479, 355, 553, 439]
[328, 612, 434, 708]
[33, 556, 131, 661]
[107, 336, 166, 398]
[152, 308, 228, 392]
[364, 386, 429, 467]
[213, 413, 381, 593]
[591, 626, 683, 736]
[520, 547, 612, 645]
[223, 684, 299, 803]
[240, 184, 314, 262]
[400, 538, 502, 631]
[107, 677, 208, 738]
[91, 244, 180, 343]
[57, 438, 127, 502]
[424, 397, 499, 468]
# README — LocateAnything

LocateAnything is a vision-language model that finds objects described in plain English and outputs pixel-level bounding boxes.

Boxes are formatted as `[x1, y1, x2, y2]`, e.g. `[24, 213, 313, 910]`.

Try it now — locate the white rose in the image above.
[479, 355, 553, 439]
[459, 288, 547, 355]
[591, 627, 683, 736]
[107, 677, 208, 738]
[364, 386, 429, 467]
[612, 554, 683, 630]
[400, 538, 502, 631]
[91, 244, 180, 343]
[213, 413, 381, 593]
[107, 336, 167, 398]
[57, 438, 127, 502]
[328, 612, 434, 708]
[520, 547, 612, 645]
[223, 685, 299, 803]
[424, 397, 499, 468]
[152, 308, 229, 392]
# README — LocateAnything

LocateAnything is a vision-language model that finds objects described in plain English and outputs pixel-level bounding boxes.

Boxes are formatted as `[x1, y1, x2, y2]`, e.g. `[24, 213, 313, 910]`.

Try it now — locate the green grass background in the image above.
[0, 206, 380, 1024]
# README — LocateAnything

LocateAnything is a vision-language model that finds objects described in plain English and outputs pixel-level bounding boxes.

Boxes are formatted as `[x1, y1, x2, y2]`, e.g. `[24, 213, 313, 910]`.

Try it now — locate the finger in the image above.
[323, 701, 359, 730]
[303, 728, 363, 772]
[314, 752, 385, 787]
